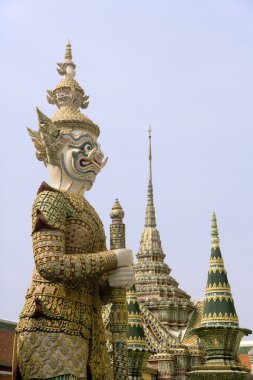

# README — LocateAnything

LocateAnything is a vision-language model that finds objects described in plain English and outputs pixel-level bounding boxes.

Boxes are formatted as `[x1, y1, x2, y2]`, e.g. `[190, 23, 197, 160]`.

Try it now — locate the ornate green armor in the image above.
[16, 183, 117, 380]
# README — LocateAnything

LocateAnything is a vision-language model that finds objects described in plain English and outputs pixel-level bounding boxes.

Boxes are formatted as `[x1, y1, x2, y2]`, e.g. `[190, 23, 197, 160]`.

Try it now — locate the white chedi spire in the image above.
[145, 127, 157, 228]
[137, 128, 165, 262]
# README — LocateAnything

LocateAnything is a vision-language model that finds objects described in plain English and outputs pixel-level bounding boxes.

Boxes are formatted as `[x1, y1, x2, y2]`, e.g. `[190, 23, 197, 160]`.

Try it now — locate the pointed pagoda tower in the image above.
[189, 213, 252, 380]
[202, 213, 239, 327]
[127, 285, 152, 380]
[134, 128, 194, 331]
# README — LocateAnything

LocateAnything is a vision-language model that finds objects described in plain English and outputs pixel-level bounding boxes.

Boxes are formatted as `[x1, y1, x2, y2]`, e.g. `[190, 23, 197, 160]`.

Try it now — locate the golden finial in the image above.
[110, 198, 125, 221]
[148, 125, 152, 182]
[56, 40, 76, 77]
[211, 212, 220, 248]
[65, 40, 72, 61]
[145, 127, 156, 227]
[148, 125, 152, 137]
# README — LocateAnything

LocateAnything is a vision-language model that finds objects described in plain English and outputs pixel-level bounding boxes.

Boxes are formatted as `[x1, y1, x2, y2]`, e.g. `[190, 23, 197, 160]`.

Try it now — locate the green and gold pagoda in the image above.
[189, 213, 252, 380]
[127, 285, 152, 380]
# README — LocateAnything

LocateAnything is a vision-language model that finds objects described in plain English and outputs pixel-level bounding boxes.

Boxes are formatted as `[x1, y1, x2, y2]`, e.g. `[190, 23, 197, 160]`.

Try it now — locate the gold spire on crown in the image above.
[65, 40, 73, 61]
[29, 41, 100, 166]
[56, 40, 76, 76]
[211, 212, 220, 248]
[46, 41, 99, 137]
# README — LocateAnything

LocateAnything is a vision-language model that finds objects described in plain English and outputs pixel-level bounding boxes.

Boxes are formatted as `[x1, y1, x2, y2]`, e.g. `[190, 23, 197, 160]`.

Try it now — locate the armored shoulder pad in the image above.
[32, 190, 67, 233]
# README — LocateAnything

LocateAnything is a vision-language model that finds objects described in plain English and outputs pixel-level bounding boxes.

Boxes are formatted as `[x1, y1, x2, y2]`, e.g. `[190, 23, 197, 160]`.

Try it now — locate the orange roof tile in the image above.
[239, 354, 251, 370]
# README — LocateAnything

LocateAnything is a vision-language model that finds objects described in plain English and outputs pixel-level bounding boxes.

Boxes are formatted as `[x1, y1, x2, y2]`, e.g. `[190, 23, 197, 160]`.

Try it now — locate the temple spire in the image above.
[145, 127, 156, 227]
[148, 126, 152, 182]
[134, 130, 193, 328]
[190, 214, 252, 378]
[136, 129, 165, 262]
[202, 213, 239, 327]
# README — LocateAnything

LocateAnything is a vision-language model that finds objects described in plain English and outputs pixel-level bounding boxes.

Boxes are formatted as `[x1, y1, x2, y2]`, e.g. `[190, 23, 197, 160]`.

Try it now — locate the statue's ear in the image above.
[28, 108, 65, 167]
[36, 107, 52, 127]
[27, 127, 47, 164]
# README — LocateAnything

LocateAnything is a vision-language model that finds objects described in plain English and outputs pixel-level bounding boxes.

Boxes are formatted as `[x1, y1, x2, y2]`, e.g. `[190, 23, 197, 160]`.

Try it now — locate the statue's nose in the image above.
[93, 149, 103, 162]
[95, 145, 104, 158]
[87, 148, 96, 160]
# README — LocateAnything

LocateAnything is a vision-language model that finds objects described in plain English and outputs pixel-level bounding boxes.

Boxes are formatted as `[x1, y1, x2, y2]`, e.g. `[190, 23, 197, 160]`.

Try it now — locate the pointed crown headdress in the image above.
[28, 41, 100, 166]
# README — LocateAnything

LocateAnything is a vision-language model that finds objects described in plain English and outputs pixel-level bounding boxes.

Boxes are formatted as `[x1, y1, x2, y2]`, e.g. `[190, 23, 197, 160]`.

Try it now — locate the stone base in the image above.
[188, 370, 253, 380]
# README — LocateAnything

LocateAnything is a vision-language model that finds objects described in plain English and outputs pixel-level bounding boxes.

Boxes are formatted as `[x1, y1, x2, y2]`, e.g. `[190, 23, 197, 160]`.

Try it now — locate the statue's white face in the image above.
[59, 130, 107, 191]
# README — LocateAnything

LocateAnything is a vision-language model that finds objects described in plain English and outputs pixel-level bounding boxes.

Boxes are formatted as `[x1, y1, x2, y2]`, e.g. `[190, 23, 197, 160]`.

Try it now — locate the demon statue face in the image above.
[59, 130, 107, 190]
[28, 109, 107, 192]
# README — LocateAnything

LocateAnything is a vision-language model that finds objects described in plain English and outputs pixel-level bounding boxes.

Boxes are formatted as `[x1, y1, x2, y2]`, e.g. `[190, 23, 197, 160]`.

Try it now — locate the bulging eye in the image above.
[83, 144, 92, 153]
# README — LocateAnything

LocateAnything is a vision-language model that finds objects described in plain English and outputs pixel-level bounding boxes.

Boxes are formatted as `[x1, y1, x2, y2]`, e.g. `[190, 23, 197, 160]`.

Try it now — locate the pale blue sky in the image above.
[1, 0, 253, 339]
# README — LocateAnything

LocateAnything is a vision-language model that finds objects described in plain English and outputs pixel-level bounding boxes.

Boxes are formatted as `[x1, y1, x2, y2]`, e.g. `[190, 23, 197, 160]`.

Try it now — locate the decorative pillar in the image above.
[174, 349, 188, 380]
[157, 355, 175, 380]
[110, 199, 129, 380]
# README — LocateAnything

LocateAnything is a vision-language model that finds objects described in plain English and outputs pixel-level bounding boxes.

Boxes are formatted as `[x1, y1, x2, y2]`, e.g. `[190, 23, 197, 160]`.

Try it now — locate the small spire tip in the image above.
[148, 125, 152, 137]
[211, 212, 220, 247]
[65, 40, 72, 61]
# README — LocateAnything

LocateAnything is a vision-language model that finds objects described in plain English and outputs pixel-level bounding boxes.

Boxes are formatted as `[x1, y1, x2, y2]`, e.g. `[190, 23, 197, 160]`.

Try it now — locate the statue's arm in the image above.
[32, 190, 117, 284]
[99, 274, 113, 304]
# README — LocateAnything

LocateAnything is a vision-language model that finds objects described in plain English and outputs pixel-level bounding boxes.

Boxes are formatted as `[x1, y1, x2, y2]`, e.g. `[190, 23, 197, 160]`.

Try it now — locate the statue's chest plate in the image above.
[65, 219, 94, 252]
[64, 192, 106, 254]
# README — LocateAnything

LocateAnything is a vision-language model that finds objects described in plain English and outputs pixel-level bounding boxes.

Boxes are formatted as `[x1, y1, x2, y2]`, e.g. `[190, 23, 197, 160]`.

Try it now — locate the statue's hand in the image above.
[108, 267, 135, 289]
[114, 248, 133, 267]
